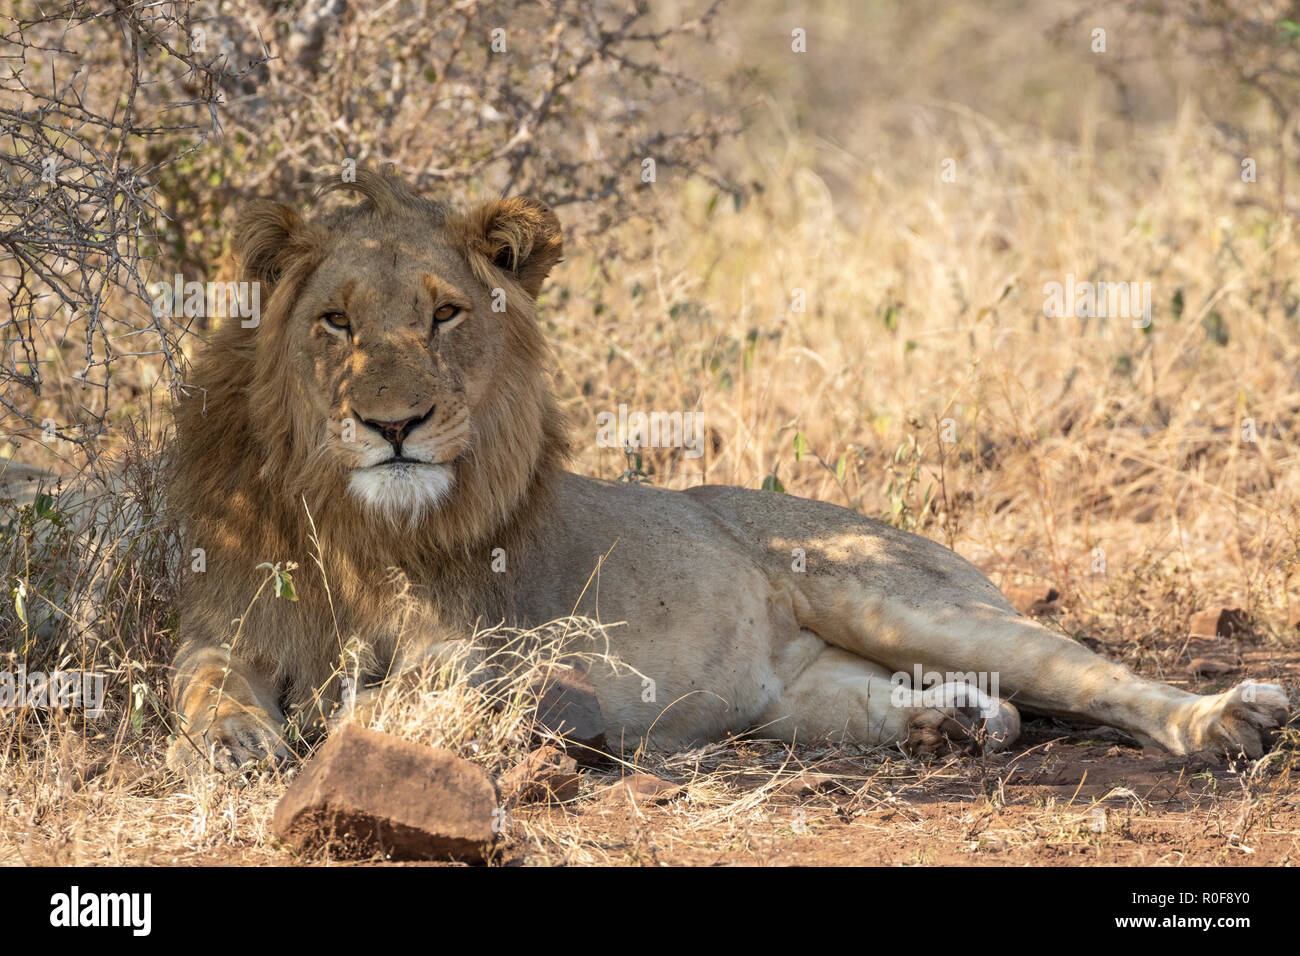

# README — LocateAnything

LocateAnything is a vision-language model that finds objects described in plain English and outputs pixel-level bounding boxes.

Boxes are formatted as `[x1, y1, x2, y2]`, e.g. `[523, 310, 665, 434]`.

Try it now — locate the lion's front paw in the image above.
[900, 682, 1020, 757]
[1181, 681, 1291, 759]
[169, 705, 289, 775]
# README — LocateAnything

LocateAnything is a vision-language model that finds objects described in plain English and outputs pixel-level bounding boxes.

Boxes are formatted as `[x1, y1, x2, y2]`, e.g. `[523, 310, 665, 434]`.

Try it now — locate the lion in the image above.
[167, 169, 1291, 773]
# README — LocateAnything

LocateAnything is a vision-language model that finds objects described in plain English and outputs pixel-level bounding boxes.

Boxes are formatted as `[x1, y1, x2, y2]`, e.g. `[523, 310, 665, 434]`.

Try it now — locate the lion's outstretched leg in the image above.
[760, 645, 1020, 755]
[168, 643, 289, 773]
[680, 485, 1292, 759]
[830, 601, 1289, 758]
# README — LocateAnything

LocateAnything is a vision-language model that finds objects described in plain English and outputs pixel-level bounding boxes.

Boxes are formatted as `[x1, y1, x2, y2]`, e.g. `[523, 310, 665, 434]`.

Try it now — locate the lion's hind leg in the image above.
[762, 645, 1020, 756]
[840, 603, 1291, 757]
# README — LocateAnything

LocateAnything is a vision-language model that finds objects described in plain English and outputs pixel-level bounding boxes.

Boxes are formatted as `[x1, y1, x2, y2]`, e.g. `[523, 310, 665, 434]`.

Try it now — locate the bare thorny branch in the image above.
[1, 0, 735, 467]
[1, 0, 266, 461]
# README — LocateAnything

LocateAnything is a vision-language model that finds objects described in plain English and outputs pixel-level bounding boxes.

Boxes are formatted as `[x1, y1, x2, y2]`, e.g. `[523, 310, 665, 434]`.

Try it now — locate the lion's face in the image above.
[229, 175, 564, 529]
[288, 224, 500, 522]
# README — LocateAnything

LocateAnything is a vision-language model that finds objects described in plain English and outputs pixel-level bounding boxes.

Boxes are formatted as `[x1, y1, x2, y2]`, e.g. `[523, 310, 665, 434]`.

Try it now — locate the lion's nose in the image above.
[360, 405, 434, 453]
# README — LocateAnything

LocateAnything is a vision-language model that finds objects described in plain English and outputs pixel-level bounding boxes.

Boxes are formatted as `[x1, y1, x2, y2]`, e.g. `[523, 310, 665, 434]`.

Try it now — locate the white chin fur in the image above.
[348, 462, 453, 527]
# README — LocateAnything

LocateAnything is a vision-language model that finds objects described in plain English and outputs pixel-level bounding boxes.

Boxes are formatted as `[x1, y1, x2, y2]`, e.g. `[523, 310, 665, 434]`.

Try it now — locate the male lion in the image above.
[168, 169, 1291, 772]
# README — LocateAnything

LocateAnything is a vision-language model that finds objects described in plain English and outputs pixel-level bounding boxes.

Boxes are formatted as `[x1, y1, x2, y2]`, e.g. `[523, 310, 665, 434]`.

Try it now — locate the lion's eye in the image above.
[320, 312, 350, 332]
[433, 304, 461, 325]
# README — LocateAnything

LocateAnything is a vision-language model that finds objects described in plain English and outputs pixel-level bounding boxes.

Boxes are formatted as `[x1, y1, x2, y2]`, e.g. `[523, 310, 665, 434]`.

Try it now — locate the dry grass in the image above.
[3, 2, 1300, 865]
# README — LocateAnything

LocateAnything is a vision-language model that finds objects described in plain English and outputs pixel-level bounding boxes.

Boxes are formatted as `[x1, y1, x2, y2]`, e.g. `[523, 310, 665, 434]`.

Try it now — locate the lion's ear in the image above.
[463, 197, 563, 298]
[232, 200, 305, 291]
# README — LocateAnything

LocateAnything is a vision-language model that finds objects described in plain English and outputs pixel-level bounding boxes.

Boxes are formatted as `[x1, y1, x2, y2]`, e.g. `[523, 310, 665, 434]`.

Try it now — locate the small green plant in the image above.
[617, 448, 651, 484]
[881, 434, 933, 532]
[256, 562, 299, 601]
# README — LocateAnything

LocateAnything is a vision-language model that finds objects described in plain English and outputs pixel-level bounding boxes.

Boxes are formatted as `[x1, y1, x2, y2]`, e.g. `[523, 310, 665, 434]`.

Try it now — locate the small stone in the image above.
[1189, 607, 1250, 639]
[499, 746, 581, 805]
[272, 724, 498, 862]
[1004, 584, 1060, 616]
[598, 773, 682, 805]
[532, 666, 607, 765]
[1187, 657, 1236, 677]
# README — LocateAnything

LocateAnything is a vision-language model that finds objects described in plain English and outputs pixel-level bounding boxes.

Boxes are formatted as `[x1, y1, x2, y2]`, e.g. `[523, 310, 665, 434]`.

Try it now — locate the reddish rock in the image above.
[272, 724, 498, 862]
[532, 666, 608, 764]
[1003, 584, 1060, 616]
[1187, 657, 1236, 677]
[1189, 607, 1250, 639]
[598, 773, 682, 805]
[499, 746, 581, 805]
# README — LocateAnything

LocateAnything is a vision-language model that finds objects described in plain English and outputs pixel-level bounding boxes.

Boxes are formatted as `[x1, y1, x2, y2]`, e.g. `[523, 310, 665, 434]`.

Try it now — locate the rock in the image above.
[598, 773, 682, 805]
[272, 724, 498, 862]
[1004, 584, 1060, 616]
[1187, 657, 1236, 677]
[1189, 607, 1249, 640]
[532, 667, 608, 765]
[499, 746, 581, 805]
